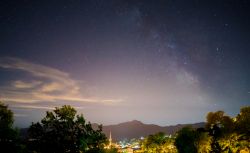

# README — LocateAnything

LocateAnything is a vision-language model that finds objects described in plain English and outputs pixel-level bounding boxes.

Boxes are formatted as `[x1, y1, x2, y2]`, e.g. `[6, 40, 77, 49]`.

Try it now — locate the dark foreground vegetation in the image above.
[139, 106, 250, 153]
[0, 101, 249, 153]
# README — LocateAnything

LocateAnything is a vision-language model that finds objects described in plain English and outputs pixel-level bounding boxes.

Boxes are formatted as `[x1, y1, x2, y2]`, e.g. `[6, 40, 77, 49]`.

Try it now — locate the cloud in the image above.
[11, 105, 55, 110]
[12, 80, 42, 89]
[11, 104, 85, 110]
[40, 82, 63, 92]
[0, 57, 122, 105]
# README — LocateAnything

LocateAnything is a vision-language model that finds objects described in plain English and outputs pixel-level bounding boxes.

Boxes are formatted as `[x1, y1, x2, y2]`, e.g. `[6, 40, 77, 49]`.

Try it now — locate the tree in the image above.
[174, 127, 198, 153]
[141, 132, 177, 153]
[0, 102, 14, 128]
[206, 111, 234, 135]
[104, 148, 118, 153]
[27, 105, 107, 153]
[206, 111, 235, 153]
[0, 102, 22, 153]
[236, 106, 250, 137]
[195, 128, 212, 153]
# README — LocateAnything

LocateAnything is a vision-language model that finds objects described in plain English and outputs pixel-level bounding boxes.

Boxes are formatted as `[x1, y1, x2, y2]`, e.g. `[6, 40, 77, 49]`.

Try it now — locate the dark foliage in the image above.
[27, 105, 107, 153]
[0, 102, 23, 153]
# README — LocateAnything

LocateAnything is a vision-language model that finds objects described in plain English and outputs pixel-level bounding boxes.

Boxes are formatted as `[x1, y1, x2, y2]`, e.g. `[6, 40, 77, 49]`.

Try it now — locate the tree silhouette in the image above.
[236, 106, 250, 138]
[0, 102, 22, 153]
[206, 111, 234, 136]
[27, 105, 107, 153]
[174, 127, 198, 153]
[141, 132, 176, 153]
[205, 110, 236, 153]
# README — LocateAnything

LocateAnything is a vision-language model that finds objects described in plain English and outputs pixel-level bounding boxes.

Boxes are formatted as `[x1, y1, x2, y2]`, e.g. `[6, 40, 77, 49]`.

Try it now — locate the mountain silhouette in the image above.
[93, 120, 205, 141]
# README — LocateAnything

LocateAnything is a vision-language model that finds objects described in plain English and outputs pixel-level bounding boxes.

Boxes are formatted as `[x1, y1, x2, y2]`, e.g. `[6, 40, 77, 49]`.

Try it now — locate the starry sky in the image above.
[1, 0, 250, 127]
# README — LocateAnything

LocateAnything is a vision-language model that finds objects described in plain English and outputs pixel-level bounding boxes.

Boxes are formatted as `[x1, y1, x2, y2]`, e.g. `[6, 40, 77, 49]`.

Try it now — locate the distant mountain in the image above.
[20, 120, 205, 141]
[94, 120, 205, 141]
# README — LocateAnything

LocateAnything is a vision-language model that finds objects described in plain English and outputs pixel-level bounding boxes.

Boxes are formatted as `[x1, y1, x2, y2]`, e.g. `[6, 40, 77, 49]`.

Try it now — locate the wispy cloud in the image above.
[11, 104, 86, 110]
[11, 105, 55, 110]
[12, 80, 42, 89]
[0, 57, 123, 105]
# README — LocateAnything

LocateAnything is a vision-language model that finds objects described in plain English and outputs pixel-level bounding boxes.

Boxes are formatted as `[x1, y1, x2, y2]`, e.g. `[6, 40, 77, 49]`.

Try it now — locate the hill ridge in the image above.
[93, 120, 205, 141]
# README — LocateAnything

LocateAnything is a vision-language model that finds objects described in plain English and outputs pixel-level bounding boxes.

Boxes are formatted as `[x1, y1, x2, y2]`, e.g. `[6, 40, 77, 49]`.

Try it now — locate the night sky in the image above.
[1, 0, 250, 127]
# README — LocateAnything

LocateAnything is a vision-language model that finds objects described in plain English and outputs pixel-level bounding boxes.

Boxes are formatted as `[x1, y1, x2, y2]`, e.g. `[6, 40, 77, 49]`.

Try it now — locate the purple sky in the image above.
[0, 0, 250, 127]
